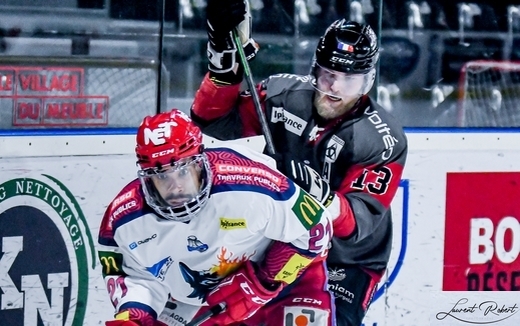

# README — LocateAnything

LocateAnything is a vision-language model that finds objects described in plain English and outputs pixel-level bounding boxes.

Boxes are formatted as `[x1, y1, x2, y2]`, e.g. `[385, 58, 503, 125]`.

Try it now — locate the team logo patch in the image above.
[283, 306, 329, 326]
[146, 256, 174, 281]
[291, 189, 324, 230]
[186, 235, 208, 252]
[274, 253, 312, 284]
[219, 217, 247, 230]
[323, 135, 345, 183]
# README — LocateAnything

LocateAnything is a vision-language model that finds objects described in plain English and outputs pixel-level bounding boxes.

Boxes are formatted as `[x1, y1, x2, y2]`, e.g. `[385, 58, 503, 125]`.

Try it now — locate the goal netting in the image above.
[458, 60, 520, 127]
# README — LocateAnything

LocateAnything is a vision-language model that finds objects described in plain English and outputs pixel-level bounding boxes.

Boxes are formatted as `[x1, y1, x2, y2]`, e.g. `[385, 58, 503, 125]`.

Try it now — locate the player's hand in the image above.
[206, 0, 246, 38]
[281, 157, 333, 206]
[198, 260, 282, 324]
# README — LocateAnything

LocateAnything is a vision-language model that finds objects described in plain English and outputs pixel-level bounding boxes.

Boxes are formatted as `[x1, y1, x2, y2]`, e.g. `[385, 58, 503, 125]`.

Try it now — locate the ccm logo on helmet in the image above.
[330, 56, 354, 64]
[144, 121, 177, 145]
[152, 149, 175, 158]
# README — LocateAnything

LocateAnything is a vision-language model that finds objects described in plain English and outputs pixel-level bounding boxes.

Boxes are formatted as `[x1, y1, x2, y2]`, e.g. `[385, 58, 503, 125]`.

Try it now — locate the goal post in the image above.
[457, 60, 520, 127]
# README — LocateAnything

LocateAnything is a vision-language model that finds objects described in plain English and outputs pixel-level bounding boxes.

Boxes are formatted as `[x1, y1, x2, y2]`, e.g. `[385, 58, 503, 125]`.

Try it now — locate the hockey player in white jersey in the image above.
[98, 109, 335, 326]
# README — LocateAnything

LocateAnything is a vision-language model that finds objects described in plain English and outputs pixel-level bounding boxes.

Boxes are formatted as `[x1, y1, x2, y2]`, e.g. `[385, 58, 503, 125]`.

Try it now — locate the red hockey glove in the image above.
[199, 260, 282, 325]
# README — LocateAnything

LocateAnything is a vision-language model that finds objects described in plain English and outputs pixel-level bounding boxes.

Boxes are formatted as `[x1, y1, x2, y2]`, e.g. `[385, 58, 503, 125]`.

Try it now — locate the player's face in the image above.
[313, 66, 366, 119]
[148, 157, 202, 206]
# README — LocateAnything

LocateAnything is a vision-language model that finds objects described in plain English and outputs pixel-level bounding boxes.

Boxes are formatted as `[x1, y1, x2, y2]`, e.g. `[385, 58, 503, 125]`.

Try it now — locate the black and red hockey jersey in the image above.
[191, 72, 408, 271]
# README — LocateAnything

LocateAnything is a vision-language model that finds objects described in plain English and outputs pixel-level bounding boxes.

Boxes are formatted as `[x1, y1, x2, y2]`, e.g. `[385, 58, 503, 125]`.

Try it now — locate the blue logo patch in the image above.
[186, 235, 208, 252]
[146, 256, 174, 280]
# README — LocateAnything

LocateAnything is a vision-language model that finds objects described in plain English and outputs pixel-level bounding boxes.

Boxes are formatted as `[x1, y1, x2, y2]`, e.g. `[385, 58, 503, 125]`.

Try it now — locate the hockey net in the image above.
[458, 60, 520, 127]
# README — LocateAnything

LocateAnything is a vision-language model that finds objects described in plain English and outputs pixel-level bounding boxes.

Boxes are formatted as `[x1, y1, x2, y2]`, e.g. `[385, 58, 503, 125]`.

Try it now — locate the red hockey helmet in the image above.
[135, 109, 212, 222]
[136, 109, 203, 169]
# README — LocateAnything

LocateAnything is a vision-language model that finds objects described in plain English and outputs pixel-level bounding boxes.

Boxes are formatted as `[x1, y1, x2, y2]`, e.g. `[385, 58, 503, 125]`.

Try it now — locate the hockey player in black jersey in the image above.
[191, 1, 408, 324]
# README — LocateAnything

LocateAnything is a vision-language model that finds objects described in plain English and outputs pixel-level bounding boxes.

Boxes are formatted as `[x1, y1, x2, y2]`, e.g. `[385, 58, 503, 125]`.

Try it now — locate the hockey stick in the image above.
[155, 0, 166, 114]
[232, 29, 276, 155]
[186, 302, 227, 326]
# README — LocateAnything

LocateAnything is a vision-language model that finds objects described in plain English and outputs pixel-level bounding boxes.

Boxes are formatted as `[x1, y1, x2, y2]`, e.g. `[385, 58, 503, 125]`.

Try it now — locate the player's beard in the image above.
[314, 92, 359, 120]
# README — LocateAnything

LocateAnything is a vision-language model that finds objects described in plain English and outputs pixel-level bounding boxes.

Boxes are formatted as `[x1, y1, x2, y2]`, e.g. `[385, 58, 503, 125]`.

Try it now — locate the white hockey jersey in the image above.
[98, 145, 332, 317]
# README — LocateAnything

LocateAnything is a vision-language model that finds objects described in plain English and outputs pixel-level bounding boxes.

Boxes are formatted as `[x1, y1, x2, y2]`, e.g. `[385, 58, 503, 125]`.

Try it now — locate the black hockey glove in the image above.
[280, 158, 333, 206]
[206, 0, 258, 84]
[206, 0, 246, 40]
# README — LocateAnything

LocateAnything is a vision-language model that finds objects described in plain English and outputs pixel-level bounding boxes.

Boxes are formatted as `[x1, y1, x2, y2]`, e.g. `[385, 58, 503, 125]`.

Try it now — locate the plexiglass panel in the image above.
[1, 0, 520, 129]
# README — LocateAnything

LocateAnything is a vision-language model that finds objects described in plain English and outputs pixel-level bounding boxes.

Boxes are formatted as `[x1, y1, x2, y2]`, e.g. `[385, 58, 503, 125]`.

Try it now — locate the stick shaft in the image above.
[232, 30, 276, 155]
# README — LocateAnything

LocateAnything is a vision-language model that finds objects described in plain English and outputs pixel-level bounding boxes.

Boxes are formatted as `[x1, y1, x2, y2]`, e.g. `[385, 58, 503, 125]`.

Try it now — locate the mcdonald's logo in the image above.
[98, 251, 124, 276]
[291, 189, 324, 230]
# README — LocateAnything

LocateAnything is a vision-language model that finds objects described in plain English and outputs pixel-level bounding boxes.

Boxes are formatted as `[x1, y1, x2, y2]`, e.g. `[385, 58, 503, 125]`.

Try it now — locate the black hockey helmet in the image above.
[314, 19, 379, 74]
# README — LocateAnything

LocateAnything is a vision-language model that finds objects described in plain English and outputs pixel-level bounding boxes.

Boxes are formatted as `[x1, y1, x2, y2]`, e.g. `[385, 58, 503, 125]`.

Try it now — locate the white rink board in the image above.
[1, 132, 520, 326]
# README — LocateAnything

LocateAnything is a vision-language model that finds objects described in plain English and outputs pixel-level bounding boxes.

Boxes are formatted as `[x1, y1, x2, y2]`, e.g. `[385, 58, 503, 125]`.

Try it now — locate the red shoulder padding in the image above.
[192, 73, 242, 121]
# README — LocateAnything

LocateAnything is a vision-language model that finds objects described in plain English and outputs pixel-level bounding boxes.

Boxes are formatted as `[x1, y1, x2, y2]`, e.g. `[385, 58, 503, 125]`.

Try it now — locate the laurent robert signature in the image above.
[436, 298, 519, 324]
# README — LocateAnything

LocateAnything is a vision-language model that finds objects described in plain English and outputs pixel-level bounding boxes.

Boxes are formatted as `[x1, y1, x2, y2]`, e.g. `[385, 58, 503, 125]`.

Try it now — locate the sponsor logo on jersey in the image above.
[328, 283, 355, 303]
[0, 175, 96, 326]
[283, 306, 329, 325]
[219, 218, 247, 230]
[270, 73, 311, 83]
[129, 233, 157, 250]
[111, 200, 137, 220]
[146, 256, 173, 281]
[274, 253, 312, 284]
[159, 300, 193, 325]
[365, 106, 398, 160]
[215, 163, 282, 191]
[112, 189, 135, 207]
[186, 235, 208, 252]
[291, 189, 324, 230]
[109, 189, 139, 224]
[98, 251, 124, 277]
[271, 106, 307, 136]
[328, 267, 347, 281]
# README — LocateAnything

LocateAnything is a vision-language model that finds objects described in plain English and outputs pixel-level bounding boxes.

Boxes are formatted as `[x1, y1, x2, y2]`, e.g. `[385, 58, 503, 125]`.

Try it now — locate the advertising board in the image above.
[1, 132, 520, 325]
